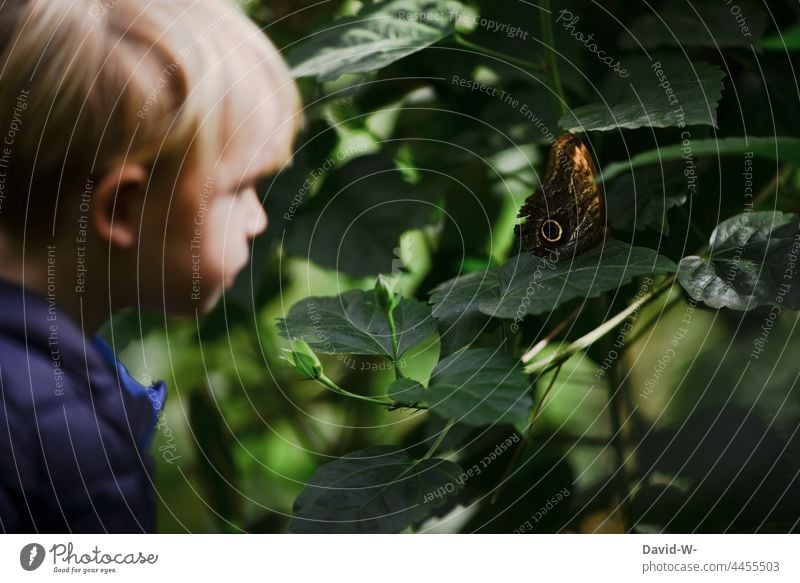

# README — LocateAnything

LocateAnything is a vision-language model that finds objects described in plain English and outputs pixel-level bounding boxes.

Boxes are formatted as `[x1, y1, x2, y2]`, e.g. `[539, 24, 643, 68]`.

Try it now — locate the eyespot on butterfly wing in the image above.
[514, 133, 608, 261]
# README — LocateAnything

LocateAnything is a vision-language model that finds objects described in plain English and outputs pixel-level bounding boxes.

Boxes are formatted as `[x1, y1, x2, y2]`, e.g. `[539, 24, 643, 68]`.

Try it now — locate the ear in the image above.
[91, 164, 149, 249]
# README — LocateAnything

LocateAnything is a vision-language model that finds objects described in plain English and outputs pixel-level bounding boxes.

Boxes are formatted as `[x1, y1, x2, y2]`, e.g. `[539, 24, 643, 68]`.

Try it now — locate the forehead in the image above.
[213, 93, 296, 188]
[215, 131, 282, 187]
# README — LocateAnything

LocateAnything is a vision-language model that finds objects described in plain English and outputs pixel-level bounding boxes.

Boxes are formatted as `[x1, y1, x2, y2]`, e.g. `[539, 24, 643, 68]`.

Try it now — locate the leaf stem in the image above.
[317, 373, 396, 407]
[385, 305, 407, 380]
[621, 288, 682, 349]
[521, 301, 587, 363]
[540, 0, 568, 115]
[421, 420, 456, 460]
[754, 163, 795, 209]
[453, 32, 547, 73]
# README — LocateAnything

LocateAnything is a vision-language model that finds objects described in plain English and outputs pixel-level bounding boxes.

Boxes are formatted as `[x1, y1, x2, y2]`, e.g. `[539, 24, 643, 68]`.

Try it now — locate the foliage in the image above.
[678, 211, 800, 310]
[114, 0, 800, 534]
[558, 58, 726, 132]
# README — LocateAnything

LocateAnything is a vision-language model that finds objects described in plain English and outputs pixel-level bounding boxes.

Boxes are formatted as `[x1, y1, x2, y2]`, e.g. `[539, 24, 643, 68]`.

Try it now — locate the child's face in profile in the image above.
[142, 139, 272, 315]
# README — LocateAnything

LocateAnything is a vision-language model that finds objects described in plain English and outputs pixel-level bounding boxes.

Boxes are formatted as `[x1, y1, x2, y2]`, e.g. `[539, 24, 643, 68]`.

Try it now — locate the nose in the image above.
[244, 188, 268, 238]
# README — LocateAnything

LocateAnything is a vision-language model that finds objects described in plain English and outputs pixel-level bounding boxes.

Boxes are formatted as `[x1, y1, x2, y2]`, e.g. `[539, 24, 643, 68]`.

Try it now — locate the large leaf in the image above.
[620, 0, 767, 50]
[559, 58, 725, 132]
[388, 348, 533, 427]
[288, 0, 465, 82]
[605, 162, 689, 234]
[678, 211, 800, 310]
[277, 289, 437, 357]
[479, 239, 677, 319]
[290, 445, 462, 533]
[429, 268, 501, 355]
[600, 137, 800, 183]
[284, 153, 437, 277]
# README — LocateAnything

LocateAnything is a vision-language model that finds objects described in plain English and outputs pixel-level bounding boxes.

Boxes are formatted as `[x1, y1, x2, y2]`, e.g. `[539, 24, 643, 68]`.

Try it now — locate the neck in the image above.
[0, 231, 115, 336]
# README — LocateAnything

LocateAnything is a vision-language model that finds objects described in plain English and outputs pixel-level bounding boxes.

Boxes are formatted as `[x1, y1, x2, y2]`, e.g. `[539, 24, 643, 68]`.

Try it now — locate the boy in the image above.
[0, 0, 302, 532]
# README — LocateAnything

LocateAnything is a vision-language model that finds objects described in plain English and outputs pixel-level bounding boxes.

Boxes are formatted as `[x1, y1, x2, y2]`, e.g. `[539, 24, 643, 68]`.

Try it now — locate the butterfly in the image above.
[514, 133, 608, 260]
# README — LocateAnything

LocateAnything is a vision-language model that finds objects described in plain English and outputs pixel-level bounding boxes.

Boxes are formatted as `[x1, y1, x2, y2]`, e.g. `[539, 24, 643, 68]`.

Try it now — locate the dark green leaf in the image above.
[429, 268, 501, 355]
[678, 211, 800, 310]
[620, 0, 766, 50]
[277, 289, 437, 357]
[388, 348, 533, 427]
[386, 377, 427, 405]
[284, 153, 437, 277]
[605, 162, 689, 234]
[559, 58, 725, 132]
[600, 137, 800, 183]
[479, 239, 677, 319]
[288, 0, 466, 82]
[290, 445, 462, 533]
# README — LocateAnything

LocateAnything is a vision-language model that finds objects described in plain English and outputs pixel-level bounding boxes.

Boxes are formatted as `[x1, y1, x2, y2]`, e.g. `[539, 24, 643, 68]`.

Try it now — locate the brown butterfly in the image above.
[514, 133, 608, 260]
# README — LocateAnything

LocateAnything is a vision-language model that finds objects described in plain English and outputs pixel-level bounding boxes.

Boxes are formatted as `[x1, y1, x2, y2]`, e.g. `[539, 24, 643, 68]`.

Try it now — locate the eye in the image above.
[540, 219, 563, 243]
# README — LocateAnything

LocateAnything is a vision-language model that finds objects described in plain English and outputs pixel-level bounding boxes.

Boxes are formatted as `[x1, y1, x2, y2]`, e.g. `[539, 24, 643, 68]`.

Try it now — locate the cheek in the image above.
[201, 198, 250, 265]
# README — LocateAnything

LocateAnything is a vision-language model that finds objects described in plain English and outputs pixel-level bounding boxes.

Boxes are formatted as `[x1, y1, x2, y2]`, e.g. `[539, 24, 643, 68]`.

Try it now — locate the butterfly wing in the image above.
[514, 134, 607, 260]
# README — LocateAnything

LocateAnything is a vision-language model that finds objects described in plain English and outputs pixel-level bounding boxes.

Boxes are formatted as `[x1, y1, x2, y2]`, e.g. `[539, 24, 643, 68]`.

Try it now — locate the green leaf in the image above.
[284, 153, 437, 277]
[388, 348, 534, 427]
[605, 163, 689, 234]
[386, 377, 427, 405]
[678, 211, 800, 310]
[559, 58, 725, 132]
[600, 136, 800, 183]
[289, 445, 462, 533]
[620, 0, 766, 50]
[429, 268, 501, 355]
[479, 239, 677, 319]
[277, 288, 437, 357]
[288, 0, 466, 82]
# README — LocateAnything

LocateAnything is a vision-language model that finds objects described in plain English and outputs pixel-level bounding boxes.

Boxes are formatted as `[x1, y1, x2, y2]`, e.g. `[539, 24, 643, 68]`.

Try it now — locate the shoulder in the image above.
[0, 332, 75, 419]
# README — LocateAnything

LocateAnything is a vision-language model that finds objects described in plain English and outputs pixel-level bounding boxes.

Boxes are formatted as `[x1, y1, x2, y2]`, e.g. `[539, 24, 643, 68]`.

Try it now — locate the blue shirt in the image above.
[0, 276, 168, 533]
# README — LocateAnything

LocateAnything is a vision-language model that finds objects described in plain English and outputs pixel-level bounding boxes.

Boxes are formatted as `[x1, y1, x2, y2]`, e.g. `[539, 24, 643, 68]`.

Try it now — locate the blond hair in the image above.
[0, 0, 303, 236]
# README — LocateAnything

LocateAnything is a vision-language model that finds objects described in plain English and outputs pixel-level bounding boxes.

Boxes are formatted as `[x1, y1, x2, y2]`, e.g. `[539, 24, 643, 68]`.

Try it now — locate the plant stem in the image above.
[521, 301, 587, 363]
[608, 355, 633, 531]
[453, 33, 547, 73]
[317, 373, 395, 407]
[540, 0, 568, 115]
[621, 288, 682, 349]
[524, 276, 675, 376]
[490, 361, 564, 504]
[385, 305, 407, 380]
[421, 420, 455, 460]
[753, 163, 795, 209]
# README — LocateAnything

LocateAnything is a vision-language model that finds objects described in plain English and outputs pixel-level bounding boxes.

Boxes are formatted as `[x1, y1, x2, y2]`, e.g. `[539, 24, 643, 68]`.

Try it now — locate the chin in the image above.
[155, 283, 224, 317]
[196, 287, 225, 314]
